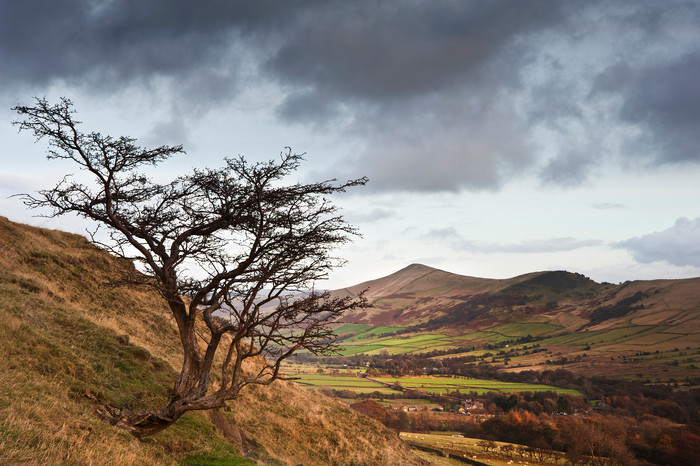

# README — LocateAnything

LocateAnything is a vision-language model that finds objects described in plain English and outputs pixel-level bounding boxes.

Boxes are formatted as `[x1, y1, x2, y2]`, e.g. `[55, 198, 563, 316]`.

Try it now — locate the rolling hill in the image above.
[0, 216, 419, 465]
[333, 264, 700, 380]
[338, 263, 700, 331]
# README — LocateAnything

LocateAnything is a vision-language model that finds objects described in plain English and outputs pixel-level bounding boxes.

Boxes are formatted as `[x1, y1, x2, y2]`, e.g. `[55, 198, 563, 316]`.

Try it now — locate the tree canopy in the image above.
[13, 97, 367, 437]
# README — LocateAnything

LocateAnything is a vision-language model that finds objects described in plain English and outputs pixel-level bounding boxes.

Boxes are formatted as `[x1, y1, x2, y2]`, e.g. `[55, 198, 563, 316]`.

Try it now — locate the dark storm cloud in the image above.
[328, 93, 539, 192]
[0, 0, 310, 96]
[592, 52, 700, 165]
[3, 1, 699, 192]
[621, 53, 700, 163]
[617, 217, 700, 267]
[267, 1, 564, 109]
[266, 1, 569, 191]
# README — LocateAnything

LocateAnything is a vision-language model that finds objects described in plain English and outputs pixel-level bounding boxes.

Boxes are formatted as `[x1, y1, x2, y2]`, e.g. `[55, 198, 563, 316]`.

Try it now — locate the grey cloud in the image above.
[3, 1, 700, 194]
[2, 0, 561, 103]
[0, 0, 310, 98]
[266, 1, 565, 109]
[259, 1, 567, 192]
[540, 147, 599, 186]
[424, 228, 601, 254]
[533, 2, 700, 185]
[266, 1, 569, 192]
[268, 1, 699, 192]
[529, 76, 585, 125]
[276, 89, 342, 124]
[344, 208, 395, 224]
[617, 217, 700, 267]
[592, 203, 626, 210]
[593, 52, 700, 164]
[143, 118, 193, 150]
[0, 0, 315, 151]
[497, 238, 603, 254]
[424, 227, 460, 241]
[470, 237, 603, 255]
[334, 92, 538, 192]
[590, 61, 634, 95]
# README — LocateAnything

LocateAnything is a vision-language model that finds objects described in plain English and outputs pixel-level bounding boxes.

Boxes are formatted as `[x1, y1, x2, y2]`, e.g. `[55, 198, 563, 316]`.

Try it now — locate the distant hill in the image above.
[338, 263, 700, 333]
[336, 263, 532, 326]
[333, 264, 700, 379]
[0, 216, 418, 465]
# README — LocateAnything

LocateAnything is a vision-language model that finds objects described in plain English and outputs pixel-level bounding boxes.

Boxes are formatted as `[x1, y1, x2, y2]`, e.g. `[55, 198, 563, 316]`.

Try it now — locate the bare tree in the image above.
[13, 97, 367, 438]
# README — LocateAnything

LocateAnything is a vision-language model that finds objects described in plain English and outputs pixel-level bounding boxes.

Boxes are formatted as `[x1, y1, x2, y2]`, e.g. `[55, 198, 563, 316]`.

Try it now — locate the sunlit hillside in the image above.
[334, 264, 700, 380]
[0, 216, 419, 465]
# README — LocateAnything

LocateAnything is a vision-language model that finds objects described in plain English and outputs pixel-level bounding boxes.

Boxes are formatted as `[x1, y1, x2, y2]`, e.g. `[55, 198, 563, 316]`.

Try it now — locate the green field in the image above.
[337, 330, 515, 356]
[287, 373, 580, 397]
[345, 326, 406, 340]
[338, 333, 454, 355]
[373, 376, 580, 396]
[333, 323, 689, 356]
[334, 323, 374, 335]
[324, 320, 700, 382]
[289, 374, 395, 394]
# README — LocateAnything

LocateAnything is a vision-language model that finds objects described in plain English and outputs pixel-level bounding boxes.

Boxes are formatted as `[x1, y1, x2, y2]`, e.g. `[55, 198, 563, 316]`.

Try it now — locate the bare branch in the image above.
[13, 97, 367, 438]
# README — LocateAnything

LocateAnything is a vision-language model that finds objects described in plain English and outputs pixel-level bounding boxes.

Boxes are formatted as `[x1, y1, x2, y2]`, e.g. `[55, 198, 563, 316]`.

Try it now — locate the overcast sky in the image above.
[2, 1, 700, 288]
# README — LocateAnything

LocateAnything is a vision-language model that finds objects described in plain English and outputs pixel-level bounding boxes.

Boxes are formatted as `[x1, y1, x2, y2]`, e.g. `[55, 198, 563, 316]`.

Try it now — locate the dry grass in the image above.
[0, 216, 418, 465]
[227, 380, 419, 465]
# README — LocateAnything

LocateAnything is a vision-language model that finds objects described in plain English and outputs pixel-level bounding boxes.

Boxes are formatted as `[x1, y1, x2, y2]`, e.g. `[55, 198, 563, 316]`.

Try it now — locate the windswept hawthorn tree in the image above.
[13, 97, 367, 438]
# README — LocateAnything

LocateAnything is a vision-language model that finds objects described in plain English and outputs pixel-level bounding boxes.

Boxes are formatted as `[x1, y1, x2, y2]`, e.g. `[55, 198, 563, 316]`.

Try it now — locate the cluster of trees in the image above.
[588, 291, 647, 324]
[334, 354, 700, 464]
[350, 400, 700, 466]
[353, 354, 700, 422]
[298, 351, 700, 425]
[406, 293, 530, 331]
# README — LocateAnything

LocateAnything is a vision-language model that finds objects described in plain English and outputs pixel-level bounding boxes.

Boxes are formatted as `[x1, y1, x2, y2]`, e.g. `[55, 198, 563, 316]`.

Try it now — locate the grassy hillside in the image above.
[341, 264, 700, 332]
[332, 265, 700, 380]
[0, 216, 419, 465]
[338, 263, 536, 326]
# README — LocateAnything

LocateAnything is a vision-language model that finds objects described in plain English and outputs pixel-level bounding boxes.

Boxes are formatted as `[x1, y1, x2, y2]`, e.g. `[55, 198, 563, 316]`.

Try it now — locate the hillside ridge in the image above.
[338, 262, 700, 333]
[328, 263, 700, 381]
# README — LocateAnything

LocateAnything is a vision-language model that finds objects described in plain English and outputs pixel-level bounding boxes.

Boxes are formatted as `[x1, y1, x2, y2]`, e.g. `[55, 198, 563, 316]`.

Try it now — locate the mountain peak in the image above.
[403, 263, 437, 272]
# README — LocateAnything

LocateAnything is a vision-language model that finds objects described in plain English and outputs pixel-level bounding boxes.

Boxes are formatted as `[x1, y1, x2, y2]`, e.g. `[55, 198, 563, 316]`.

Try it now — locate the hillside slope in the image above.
[338, 263, 537, 326]
[332, 264, 700, 380]
[339, 264, 700, 335]
[0, 216, 419, 465]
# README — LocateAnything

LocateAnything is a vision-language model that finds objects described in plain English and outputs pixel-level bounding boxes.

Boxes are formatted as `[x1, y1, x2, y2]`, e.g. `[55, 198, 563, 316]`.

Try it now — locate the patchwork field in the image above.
[329, 264, 700, 382]
[284, 372, 580, 397]
[325, 320, 700, 381]
[289, 374, 395, 394]
[372, 376, 580, 396]
[336, 332, 455, 355]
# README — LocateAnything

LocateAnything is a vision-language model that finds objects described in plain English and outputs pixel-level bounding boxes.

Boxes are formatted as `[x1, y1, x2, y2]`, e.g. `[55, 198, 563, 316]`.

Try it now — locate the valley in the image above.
[2, 217, 699, 465]
[281, 264, 700, 465]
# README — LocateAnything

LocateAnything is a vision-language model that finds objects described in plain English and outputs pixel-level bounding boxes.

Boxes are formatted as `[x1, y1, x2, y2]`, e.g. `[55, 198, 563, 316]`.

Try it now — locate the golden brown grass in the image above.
[0, 216, 419, 465]
[227, 380, 418, 465]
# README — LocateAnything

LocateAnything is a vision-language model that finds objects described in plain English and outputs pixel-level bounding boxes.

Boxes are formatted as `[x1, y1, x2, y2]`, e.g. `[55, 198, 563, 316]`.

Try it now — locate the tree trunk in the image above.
[98, 390, 228, 438]
[113, 410, 181, 438]
[92, 392, 194, 438]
